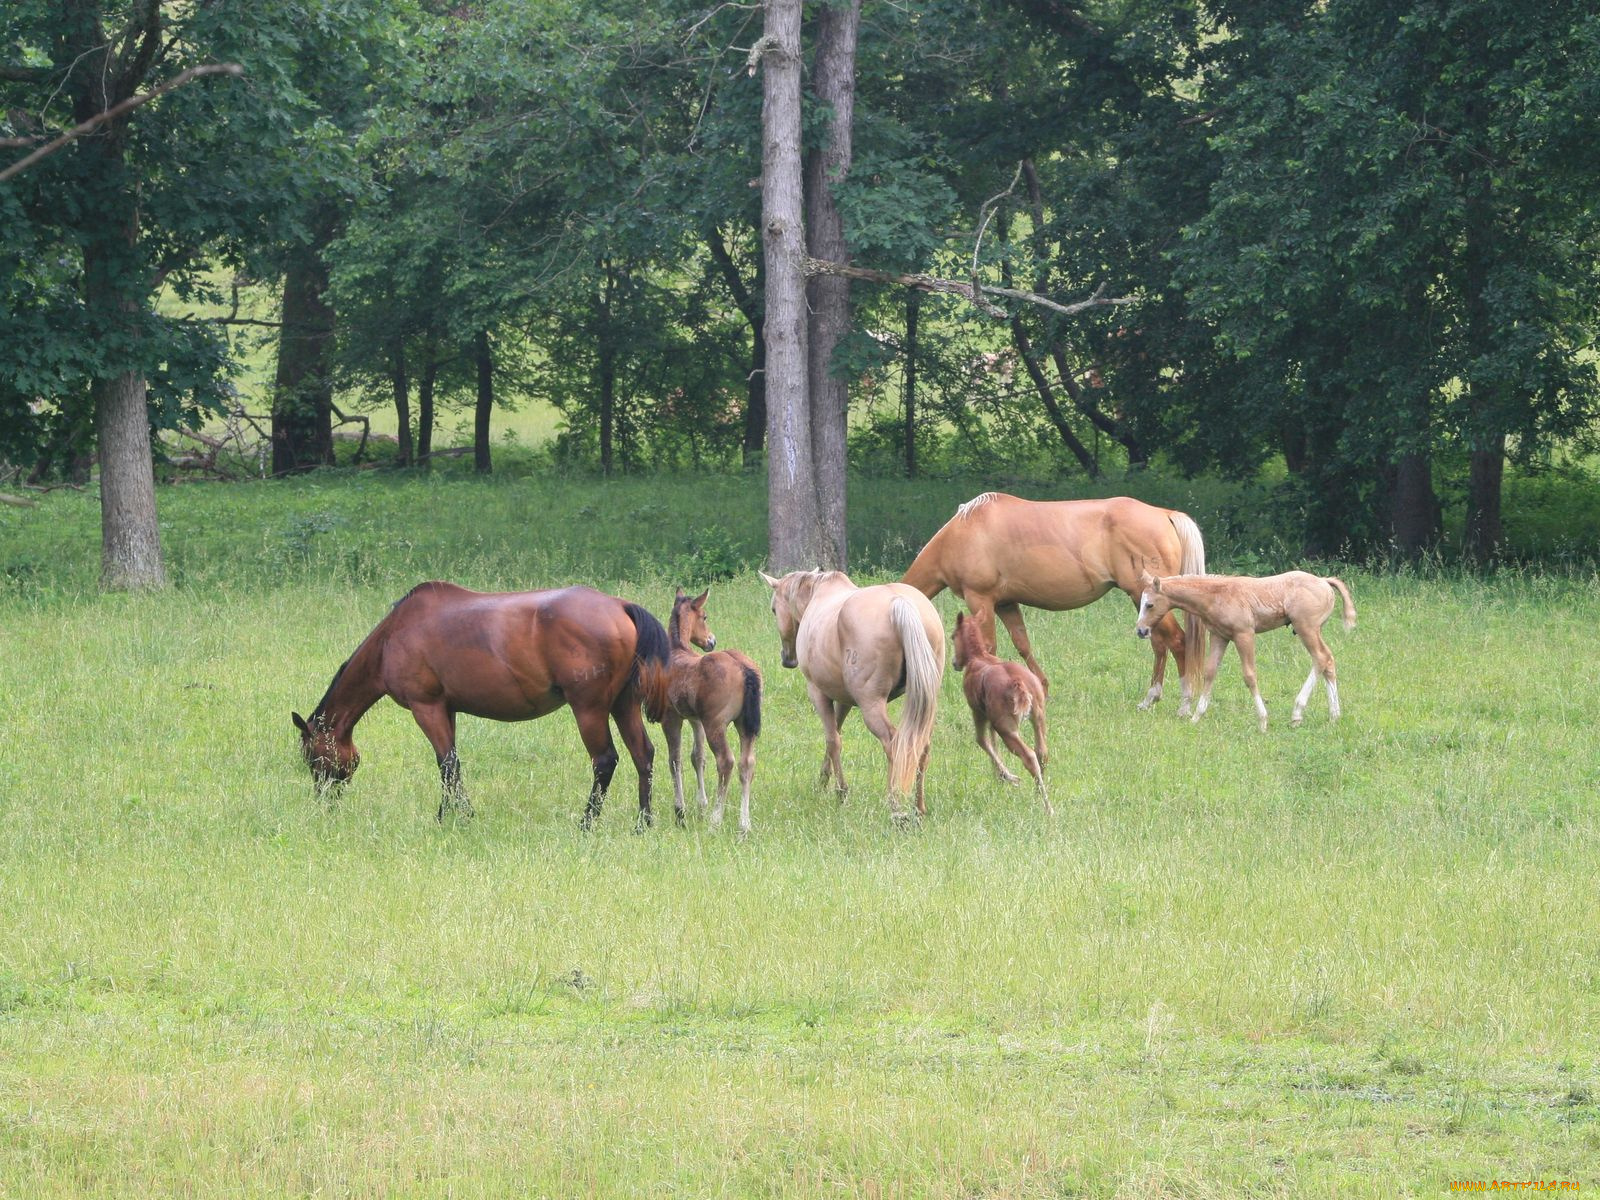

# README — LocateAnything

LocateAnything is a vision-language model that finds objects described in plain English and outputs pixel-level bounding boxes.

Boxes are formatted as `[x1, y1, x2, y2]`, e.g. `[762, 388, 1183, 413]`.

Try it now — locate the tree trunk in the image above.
[474, 329, 493, 474]
[271, 239, 336, 474]
[745, 328, 768, 468]
[391, 340, 413, 467]
[86, 220, 165, 590]
[706, 226, 767, 466]
[903, 288, 920, 477]
[1386, 451, 1439, 558]
[95, 367, 166, 590]
[1464, 440, 1504, 560]
[802, 0, 861, 570]
[598, 261, 616, 474]
[758, 0, 827, 570]
[417, 346, 437, 469]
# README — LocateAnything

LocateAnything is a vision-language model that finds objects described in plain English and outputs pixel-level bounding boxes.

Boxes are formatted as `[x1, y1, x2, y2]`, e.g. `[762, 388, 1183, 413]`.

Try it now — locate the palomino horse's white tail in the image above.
[1326, 576, 1357, 631]
[888, 597, 941, 798]
[1169, 511, 1208, 697]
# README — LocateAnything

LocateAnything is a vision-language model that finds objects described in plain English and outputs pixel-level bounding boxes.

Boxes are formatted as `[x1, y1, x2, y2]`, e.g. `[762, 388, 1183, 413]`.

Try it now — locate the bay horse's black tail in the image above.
[624, 601, 672, 723]
[738, 665, 762, 738]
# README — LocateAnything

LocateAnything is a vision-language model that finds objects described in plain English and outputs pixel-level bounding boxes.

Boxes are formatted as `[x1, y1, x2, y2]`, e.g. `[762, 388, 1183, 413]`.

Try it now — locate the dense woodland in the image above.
[3, 0, 1598, 587]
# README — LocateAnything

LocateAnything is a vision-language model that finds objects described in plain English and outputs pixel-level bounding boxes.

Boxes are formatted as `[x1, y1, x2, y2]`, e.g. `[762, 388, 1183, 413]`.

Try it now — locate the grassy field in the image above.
[2, 470, 1598, 1197]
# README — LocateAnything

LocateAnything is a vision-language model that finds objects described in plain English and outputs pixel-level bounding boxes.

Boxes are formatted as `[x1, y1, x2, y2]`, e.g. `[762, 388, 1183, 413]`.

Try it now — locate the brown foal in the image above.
[952, 611, 1051, 814]
[663, 588, 763, 834]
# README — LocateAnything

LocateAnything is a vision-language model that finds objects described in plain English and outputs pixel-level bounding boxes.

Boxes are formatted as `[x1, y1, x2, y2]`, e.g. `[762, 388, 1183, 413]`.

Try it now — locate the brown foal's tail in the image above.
[738, 664, 762, 738]
[1169, 511, 1208, 698]
[624, 601, 672, 722]
[888, 597, 941, 798]
[1326, 577, 1357, 631]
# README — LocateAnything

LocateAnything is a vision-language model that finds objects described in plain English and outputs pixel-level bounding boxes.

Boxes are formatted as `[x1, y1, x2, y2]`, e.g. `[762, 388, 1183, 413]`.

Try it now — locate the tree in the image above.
[803, 0, 861, 569]
[2, 2, 405, 586]
[755, 0, 830, 570]
[1176, 0, 1600, 558]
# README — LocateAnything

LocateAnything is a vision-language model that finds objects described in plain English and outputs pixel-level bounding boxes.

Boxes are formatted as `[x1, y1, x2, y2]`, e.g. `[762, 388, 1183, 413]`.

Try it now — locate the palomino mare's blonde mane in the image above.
[955, 492, 998, 520]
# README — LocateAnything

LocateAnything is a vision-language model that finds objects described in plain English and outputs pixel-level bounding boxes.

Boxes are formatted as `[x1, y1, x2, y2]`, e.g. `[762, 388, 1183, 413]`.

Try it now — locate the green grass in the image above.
[2, 472, 1598, 1196]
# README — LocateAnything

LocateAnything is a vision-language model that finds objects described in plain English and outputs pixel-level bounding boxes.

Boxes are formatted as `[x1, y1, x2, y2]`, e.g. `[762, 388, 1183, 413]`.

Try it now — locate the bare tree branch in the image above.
[0, 62, 243, 183]
[803, 257, 1135, 321]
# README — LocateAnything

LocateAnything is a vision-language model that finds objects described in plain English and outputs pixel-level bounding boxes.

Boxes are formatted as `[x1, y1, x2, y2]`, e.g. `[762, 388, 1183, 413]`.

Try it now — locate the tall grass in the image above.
[1, 471, 1597, 1196]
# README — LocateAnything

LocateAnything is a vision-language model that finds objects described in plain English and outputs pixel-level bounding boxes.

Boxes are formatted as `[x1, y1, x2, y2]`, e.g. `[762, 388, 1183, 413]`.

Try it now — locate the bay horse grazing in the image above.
[1135, 571, 1356, 731]
[759, 569, 944, 822]
[901, 493, 1207, 711]
[291, 582, 671, 829]
[663, 588, 763, 835]
[952, 612, 1051, 815]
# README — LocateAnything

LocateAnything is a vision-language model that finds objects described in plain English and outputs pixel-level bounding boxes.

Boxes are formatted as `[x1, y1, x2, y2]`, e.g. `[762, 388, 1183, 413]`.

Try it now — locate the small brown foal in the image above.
[664, 588, 762, 834]
[952, 611, 1051, 814]
[1135, 571, 1356, 731]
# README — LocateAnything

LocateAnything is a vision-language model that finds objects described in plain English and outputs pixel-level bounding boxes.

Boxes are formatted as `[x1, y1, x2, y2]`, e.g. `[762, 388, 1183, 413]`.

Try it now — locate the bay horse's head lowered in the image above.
[292, 710, 360, 788]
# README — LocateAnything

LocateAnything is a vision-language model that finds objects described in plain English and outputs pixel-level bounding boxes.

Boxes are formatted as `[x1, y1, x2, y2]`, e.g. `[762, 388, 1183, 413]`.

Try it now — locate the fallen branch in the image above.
[1, 491, 38, 508]
[0, 63, 244, 183]
[802, 258, 1135, 321]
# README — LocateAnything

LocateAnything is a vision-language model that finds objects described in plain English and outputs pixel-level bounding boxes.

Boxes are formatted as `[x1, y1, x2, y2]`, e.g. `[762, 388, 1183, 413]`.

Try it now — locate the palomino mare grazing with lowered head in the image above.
[1135, 570, 1356, 731]
[951, 611, 1051, 814]
[760, 569, 944, 821]
[292, 582, 671, 828]
[901, 493, 1207, 712]
[663, 587, 763, 835]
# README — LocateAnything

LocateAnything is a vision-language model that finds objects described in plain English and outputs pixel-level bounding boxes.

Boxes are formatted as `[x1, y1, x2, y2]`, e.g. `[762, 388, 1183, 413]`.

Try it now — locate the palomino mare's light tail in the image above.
[1326, 577, 1357, 631]
[624, 602, 673, 722]
[888, 596, 941, 798]
[1169, 511, 1208, 701]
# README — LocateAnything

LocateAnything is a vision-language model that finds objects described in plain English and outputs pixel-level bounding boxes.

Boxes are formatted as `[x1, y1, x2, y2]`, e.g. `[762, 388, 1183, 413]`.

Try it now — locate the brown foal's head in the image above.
[671, 587, 715, 651]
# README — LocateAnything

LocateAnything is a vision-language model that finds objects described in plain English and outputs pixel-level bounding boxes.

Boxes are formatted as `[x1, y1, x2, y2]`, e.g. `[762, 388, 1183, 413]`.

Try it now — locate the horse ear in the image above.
[292, 711, 309, 734]
[1148, 574, 1163, 593]
[955, 611, 966, 628]
[675, 586, 686, 599]
[692, 588, 709, 609]
[758, 571, 780, 589]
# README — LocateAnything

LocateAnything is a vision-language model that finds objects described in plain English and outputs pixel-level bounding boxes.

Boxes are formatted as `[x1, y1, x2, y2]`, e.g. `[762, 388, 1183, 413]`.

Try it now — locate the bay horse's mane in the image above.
[312, 585, 435, 719]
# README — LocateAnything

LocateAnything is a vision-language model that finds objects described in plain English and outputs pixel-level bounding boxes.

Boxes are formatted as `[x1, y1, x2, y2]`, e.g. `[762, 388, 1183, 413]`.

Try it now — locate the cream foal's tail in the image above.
[1169, 511, 1208, 697]
[1326, 576, 1357, 631]
[888, 597, 941, 798]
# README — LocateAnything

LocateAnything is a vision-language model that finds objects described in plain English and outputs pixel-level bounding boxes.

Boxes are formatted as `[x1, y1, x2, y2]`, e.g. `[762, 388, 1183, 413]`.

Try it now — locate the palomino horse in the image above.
[663, 588, 763, 835]
[1136, 571, 1356, 731]
[759, 570, 944, 820]
[952, 611, 1051, 813]
[292, 581, 671, 828]
[902, 492, 1207, 710]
